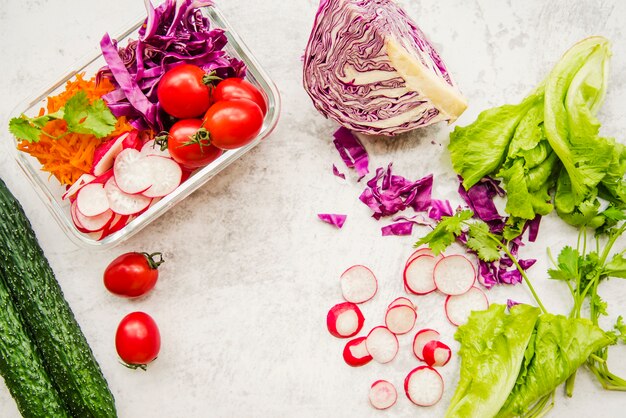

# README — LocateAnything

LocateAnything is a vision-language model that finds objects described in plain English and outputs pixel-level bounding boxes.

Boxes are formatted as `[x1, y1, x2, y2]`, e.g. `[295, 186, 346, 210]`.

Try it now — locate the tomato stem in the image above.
[154, 132, 169, 151]
[185, 128, 212, 154]
[119, 361, 148, 371]
[202, 70, 222, 87]
[142, 252, 165, 270]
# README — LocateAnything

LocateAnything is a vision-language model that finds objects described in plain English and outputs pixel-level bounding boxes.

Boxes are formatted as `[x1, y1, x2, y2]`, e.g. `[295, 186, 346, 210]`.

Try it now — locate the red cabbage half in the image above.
[303, 0, 467, 136]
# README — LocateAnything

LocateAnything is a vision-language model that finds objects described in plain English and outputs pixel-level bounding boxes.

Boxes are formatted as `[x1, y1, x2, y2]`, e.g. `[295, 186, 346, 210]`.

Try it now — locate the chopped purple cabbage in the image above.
[506, 299, 521, 311]
[428, 199, 453, 221]
[332, 164, 346, 180]
[333, 127, 369, 179]
[318, 213, 347, 228]
[381, 221, 415, 236]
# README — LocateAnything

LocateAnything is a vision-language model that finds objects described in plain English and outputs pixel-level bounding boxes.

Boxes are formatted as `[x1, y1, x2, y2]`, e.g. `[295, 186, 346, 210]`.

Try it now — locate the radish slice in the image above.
[327, 302, 365, 338]
[385, 305, 417, 335]
[369, 380, 397, 410]
[366, 326, 399, 364]
[388, 296, 415, 310]
[343, 336, 372, 367]
[76, 183, 110, 217]
[114, 148, 154, 194]
[433, 254, 476, 295]
[141, 156, 183, 198]
[62, 174, 95, 200]
[70, 201, 90, 233]
[404, 255, 437, 295]
[422, 340, 452, 367]
[141, 139, 171, 158]
[340, 265, 378, 304]
[84, 229, 105, 241]
[404, 366, 444, 406]
[406, 247, 434, 265]
[445, 286, 489, 326]
[92, 132, 129, 176]
[104, 178, 152, 215]
[413, 329, 441, 361]
[74, 209, 114, 232]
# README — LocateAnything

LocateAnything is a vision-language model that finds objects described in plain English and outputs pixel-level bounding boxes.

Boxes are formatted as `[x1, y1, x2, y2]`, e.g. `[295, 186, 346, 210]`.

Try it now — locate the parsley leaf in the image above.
[614, 316, 626, 343]
[414, 210, 473, 255]
[466, 221, 501, 261]
[9, 117, 44, 143]
[604, 253, 626, 278]
[547, 246, 579, 282]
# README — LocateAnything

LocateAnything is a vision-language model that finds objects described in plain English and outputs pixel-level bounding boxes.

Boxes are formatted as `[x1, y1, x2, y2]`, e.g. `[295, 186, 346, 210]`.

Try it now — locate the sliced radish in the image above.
[388, 296, 415, 310]
[70, 201, 90, 233]
[413, 329, 441, 361]
[92, 132, 129, 176]
[76, 183, 110, 217]
[141, 156, 183, 198]
[327, 302, 365, 338]
[369, 380, 397, 410]
[366, 326, 398, 364]
[404, 366, 444, 406]
[404, 255, 437, 295]
[141, 139, 171, 158]
[121, 129, 141, 150]
[385, 305, 417, 335]
[84, 229, 105, 241]
[74, 208, 114, 232]
[113, 148, 154, 194]
[104, 178, 152, 215]
[62, 174, 95, 200]
[406, 247, 434, 266]
[340, 265, 378, 304]
[101, 213, 130, 237]
[445, 286, 489, 326]
[433, 254, 476, 295]
[342, 336, 372, 367]
[422, 340, 452, 367]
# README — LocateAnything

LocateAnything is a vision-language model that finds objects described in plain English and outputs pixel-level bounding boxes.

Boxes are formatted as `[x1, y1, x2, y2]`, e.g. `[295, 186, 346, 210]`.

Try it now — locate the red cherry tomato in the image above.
[165, 119, 223, 170]
[103, 252, 164, 298]
[157, 64, 211, 119]
[202, 100, 264, 150]
[212, 78, 267, 115]
[115, 312, 161, 367]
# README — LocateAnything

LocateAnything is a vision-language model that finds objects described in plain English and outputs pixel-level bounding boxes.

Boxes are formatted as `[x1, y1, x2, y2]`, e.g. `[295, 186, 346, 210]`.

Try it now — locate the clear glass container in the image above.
[6, 5, 281, 249]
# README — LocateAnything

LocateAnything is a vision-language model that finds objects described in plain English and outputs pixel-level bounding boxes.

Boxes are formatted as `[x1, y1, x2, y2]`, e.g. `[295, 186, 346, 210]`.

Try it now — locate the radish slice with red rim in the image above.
[445, 286, 489, 326]
[327, 302, 365, 338]
[388, 296, 415, 310]
[76, 183, 110, 217]
[342, 336, 372, 367]
[413, 329, 440, 361]
[422, 340, 451, 367]
[92, 132, 129, 176]
[104, 178, 152, 215]
[404, 366, 444, 406]
[369, 380, 397, 410]
[113, 148, 154, 194]
[62, 174, 95, 200]
[340, 265, 377, 304]
[385, 305, 417, 335]
[366, 326, 398, 364]
[406, 247, 434, 266]
[433, 254, 476, 295]
[404, 255, 437, 295]
[141, 156, 183, 198]
[74, 208, 114, 232]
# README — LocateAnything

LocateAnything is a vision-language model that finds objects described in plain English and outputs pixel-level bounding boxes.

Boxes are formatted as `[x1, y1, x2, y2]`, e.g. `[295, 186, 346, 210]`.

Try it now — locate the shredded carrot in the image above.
[17, 73, 134, 186]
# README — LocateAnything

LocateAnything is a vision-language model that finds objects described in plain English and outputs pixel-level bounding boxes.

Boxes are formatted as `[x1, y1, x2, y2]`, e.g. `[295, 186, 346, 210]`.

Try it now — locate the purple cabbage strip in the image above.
[428, 199, 453, 221]
[525, 215, 542, 242]
[318, 213, 347, 229]
[506, 299, 521, 311]
[332, 164, 346, 180]
[332, 127, 369, 180]
[381, 221, 414, 236]
[458, 176, 504, 222]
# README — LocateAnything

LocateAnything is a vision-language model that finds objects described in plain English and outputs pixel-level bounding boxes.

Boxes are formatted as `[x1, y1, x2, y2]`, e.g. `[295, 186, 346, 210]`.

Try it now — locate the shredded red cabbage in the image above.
[318, 213, 347, 228]
[428, 199, 453, 221]
[332, 164, 346, 180]
[333, 127, 369, 180]
[506, 299, 521, 311]
[381, 221, 414, 236]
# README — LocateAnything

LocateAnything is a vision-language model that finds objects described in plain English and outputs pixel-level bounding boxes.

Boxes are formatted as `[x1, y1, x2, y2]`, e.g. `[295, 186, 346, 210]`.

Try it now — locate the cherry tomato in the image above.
[202, 100, 264, 150]
[212, 78, 267, 115]
[103, 252, 164, 298]
[165, 119, 223, 170]
[157, 64, 211, 119]
[115, 312, 161, 367]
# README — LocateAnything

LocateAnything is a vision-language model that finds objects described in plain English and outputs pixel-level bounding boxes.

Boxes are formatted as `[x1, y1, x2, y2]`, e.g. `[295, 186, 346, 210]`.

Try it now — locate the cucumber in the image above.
[0, 179, 116, 417]
[0, 269, 69, 418]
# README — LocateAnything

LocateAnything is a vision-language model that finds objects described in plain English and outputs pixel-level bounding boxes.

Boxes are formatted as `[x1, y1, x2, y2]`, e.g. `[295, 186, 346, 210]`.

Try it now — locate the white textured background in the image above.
[1, 0, 626, 417]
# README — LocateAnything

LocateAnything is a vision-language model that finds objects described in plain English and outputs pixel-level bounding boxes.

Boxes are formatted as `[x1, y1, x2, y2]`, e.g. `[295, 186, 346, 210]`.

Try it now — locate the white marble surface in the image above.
[1, 0, 626, 417]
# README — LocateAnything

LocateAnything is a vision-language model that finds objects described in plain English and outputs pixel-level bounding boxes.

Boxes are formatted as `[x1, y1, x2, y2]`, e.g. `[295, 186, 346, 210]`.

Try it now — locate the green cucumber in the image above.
[0, 179, 116, 417]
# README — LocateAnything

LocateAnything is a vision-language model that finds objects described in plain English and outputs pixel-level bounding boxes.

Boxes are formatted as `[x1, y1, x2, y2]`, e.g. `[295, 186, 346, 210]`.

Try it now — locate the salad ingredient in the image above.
[340, 265, 377, 303]
[303, 0, 466, 135]
[75, 208, 114, 233]
[384, 305, 417, 335]
[406, 247, 435, 266]
[332, 128, 369, 180]
[0, 180, 116, 416]
[163, 119, 223, 169]
[212, 77, 267, 114]
[317, 213, 347, 229]
[388, 296, 415, 310]
[412, 329, 440, 361]
[404, 366, 444, 406]
[327, 302, 365, 338]
[115, 312, 161, 367]
[104, 252, 164, 298]
[76, 183, 110, 216]
[62, 174, 95, 200]
[342, 337, 373, 367]
[403, 255, 437, 295]
[92, 131, 130, 176]
[202, 99, 264, 149]
[157, 64, 212, 118]
[444, 286, 489, 326]
[366, 326, 399, 364]
[433, 255, 476, 295]
[141, 139, 171, 158]
[422, 340, 451, 367]
[369, 380, 397, 410]
[332, 164, 346, 180]
[141, 157, 183, 198]
[381, 220, 416, 236]
[114, 148, 154, 194]
[104, 178, 152, 215]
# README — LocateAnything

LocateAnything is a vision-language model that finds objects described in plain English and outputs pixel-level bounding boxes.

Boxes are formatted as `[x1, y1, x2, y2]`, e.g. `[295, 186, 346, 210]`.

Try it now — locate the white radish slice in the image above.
[366, 326, 399, 364]
[413, 329, 441, 361]
[62, 174, 95, 200]
[433, 254, 476, 295]
[327, 302, 365, 338]
[369, 380, 397, 410]
[340, 265, 378, 304]
[404, 366, 444, 406]
[141, 156, 183, 198]
[422, 340, 452, 367]
[76, 183, 110, 217]
[385, 305, 417, 335]
[92, 132, 129, 176]
[406, 247, 434, 266]
[70, 201, 88, 232]
[114, 148, 154, 194]
[104, 178, 152, 215]
[404, 255, 437, 295]
[388, 296, 415, 310]
[141, 139, 171, 158]
[74, 209, 114, 232]
[343, 336, 372, 367]
[84, 229, 105, 241]
[445, 286, 489, 326]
